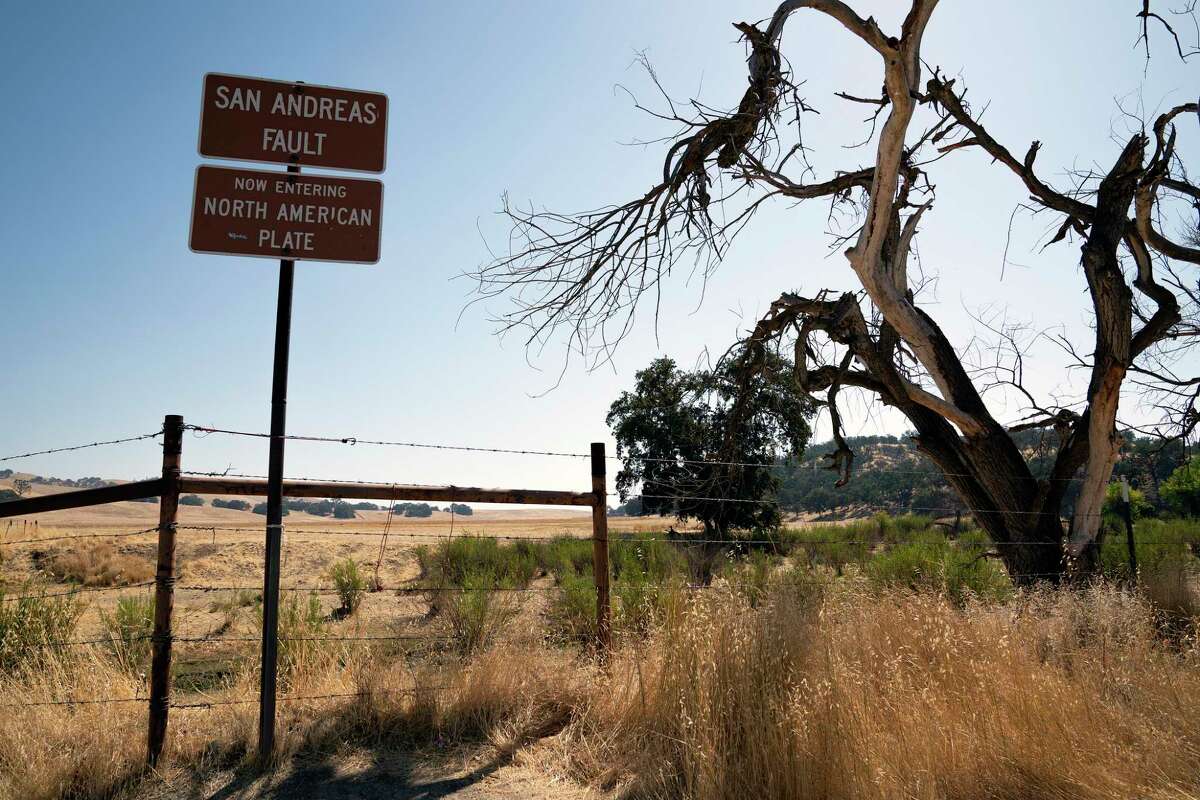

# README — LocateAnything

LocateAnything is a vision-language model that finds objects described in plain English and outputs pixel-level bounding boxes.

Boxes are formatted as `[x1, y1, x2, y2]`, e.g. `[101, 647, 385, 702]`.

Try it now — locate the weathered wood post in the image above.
[148, 414, 183, 766]
[1121, 476, 1137, 580]
[590, 443, 611, 655]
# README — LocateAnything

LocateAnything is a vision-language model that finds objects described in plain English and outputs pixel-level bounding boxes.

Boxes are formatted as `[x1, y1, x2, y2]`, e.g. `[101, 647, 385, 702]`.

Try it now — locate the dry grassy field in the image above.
[2, 478, 1199, 800]
[0, 485, 684, 657]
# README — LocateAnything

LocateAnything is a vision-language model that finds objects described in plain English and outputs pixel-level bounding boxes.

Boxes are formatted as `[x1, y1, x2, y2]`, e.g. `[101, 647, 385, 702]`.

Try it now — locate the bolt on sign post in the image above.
[192, 72, 387, 761]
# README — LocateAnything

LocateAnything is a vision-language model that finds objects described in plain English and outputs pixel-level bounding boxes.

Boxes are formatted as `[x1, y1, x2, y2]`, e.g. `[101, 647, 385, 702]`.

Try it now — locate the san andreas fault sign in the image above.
[189, 165, 383, 263]
[198, 73, 388, 173]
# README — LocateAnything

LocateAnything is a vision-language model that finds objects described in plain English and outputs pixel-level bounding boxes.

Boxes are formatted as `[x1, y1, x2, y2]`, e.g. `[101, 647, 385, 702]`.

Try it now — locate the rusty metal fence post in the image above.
[591, 443, 611, 655]
[148, 414, 183, 766]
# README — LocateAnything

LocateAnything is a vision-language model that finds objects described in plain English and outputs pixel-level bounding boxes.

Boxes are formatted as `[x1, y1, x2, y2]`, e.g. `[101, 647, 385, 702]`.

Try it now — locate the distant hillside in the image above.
[776, 430, 1187, 516]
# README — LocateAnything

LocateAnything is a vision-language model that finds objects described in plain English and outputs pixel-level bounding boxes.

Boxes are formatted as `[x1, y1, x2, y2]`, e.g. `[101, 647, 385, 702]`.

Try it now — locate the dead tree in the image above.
[472, 0, 1200, 581]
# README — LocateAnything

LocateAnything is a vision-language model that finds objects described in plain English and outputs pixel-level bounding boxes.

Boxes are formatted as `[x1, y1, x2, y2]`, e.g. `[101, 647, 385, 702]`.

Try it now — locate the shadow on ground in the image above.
[194, 747, 511, 800]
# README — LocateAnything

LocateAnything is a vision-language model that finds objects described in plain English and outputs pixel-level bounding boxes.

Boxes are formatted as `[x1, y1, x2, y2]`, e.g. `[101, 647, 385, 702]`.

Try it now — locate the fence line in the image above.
[174, 525, 1162, 547]
[0, 414, 1176, 767]
[182, 423, 1091, 482]
[174, 471, 1108, 516]
[4, 687, 456, 711]
[172, 686, 453, 709]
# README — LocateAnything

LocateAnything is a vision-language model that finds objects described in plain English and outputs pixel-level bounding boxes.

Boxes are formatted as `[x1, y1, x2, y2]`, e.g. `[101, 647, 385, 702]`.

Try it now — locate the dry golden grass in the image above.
[36, 540, 155, 587]
[0, 581, 1197, 800]
[563, 583, 1200, 799]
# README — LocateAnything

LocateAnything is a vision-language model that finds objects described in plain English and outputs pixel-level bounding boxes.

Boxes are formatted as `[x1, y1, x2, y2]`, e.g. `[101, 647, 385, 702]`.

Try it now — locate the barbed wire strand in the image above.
[168, 524, 1193, 547]
[0, 431, 163, 464]
[171, 686, 452, 709]
[1, 581, 157, 602]
[1, 687, 454, 710]
[1, 526, 160, 547]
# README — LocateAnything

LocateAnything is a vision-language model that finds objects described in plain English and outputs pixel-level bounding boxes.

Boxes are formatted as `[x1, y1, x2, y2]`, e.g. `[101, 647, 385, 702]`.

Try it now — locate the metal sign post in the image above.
[258, 163, 298, 759]
[191, 72, 387, 761]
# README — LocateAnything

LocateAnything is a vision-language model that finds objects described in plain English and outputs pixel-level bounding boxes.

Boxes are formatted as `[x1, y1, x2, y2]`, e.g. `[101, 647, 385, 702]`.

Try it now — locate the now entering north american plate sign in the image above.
[189, 165, 383, 263]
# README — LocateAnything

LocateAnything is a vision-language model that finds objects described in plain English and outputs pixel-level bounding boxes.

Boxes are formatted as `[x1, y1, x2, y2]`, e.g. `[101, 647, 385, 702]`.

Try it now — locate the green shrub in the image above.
[419, 536, 538, 589]
[327, 558, 367, 616]
[0, 588, 84, 673]
[437, 569, 519, 655]
[867, 530, 1011, 603]
[549, 573, 596, 643]
[257, 592, 326, 678]
[535, 536, 594, 582]
[611, 534, 686, 583]
[179, 494, 205, 507]
[884, 513, 936, 542]
[615, 573, 682, 635]
[783, 525, 870, 572]
[101, 593, 154, 673]
[730, 550, 775, 608]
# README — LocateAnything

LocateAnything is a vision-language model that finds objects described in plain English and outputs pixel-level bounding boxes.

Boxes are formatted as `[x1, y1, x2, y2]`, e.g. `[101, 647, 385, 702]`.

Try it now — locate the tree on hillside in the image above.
[608, 355, 811, 539]
[213, 498, 250, 512]
[403, 503, 434, 518]
[474, 1, 1200, 581]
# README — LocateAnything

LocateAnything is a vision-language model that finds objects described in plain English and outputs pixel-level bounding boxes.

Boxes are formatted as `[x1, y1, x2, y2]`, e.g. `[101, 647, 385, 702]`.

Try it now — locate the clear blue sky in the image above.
[1, 1, 1195, 493]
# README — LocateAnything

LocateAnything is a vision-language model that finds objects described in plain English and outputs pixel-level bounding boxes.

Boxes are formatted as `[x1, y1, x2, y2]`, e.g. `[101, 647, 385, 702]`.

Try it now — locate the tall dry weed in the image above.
[0, 582, 1197, 800]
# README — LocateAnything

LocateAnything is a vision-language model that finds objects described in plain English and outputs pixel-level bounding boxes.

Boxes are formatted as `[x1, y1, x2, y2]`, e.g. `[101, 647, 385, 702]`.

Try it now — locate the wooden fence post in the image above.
[148, 414, 183, 766]
[591, 443, 611, 656]
[1121, 476, 1138, 580]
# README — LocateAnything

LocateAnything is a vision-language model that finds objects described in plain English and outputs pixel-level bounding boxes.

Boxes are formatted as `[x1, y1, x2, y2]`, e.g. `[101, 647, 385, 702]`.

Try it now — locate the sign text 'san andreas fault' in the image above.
[198, 73, 388, 173]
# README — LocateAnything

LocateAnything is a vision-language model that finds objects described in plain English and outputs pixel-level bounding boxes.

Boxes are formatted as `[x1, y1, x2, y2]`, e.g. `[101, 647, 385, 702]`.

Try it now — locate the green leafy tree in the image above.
[607, 355, 811, 539]
[1160, 459, 1200, 517]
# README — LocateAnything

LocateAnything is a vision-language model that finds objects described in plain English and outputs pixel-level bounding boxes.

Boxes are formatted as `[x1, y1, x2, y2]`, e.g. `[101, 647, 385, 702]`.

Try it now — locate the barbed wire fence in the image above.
[0, 415, 1191, 768]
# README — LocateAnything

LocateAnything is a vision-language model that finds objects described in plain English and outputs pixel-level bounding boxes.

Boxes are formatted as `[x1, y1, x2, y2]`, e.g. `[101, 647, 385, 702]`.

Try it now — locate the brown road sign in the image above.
[189, 165, 383, 264]
[198, 73, 388, 173]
